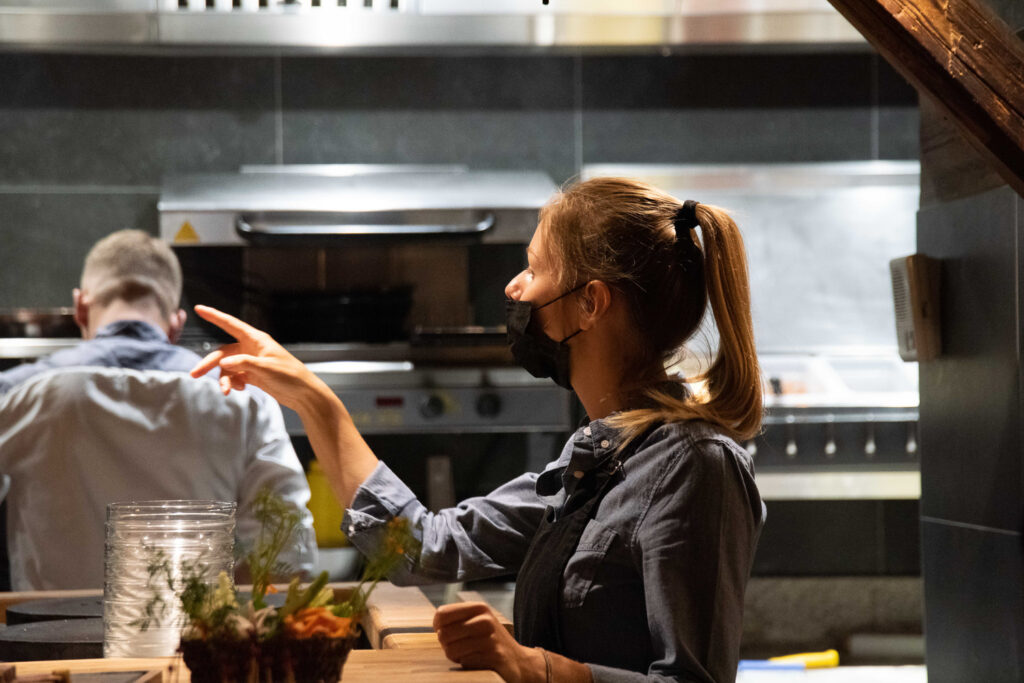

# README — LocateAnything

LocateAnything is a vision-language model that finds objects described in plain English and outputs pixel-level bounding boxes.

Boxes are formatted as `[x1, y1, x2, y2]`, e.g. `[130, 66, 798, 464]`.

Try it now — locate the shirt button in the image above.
[573, 470, 584, 479]
[600, 439, 610, 449]
[583, 427, 592, 436]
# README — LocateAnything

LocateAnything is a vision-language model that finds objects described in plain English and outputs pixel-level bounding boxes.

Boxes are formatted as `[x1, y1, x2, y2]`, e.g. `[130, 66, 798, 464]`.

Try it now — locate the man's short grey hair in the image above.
[80, 230, 182, 318]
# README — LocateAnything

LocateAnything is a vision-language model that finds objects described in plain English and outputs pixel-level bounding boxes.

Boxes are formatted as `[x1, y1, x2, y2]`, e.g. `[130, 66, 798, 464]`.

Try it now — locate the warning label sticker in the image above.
[174, 221, 200, 244]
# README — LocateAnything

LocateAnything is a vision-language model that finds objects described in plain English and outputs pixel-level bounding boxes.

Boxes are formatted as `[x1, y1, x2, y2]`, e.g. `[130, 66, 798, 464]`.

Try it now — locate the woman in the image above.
[192, 177, 765, 683]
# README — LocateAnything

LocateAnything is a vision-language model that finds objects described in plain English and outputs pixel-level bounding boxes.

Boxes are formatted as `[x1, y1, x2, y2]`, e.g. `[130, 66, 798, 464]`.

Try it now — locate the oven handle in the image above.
[235, 212, 495, 239]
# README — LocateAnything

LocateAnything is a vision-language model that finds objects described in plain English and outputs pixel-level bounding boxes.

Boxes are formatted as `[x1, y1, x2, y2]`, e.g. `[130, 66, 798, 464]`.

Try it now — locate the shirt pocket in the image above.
[562, 520, 618, 608]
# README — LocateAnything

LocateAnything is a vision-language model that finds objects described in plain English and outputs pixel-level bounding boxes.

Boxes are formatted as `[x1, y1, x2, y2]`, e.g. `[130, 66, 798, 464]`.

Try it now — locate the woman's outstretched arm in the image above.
[190, 304, 378, 508]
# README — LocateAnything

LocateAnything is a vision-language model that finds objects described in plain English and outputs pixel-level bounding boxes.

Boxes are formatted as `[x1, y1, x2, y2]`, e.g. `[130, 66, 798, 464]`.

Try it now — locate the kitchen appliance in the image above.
[157, 165, 574, 512]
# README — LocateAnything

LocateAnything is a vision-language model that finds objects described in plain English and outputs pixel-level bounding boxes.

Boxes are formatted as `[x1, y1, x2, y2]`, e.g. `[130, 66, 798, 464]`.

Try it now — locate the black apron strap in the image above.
[513, 424, 656, 652]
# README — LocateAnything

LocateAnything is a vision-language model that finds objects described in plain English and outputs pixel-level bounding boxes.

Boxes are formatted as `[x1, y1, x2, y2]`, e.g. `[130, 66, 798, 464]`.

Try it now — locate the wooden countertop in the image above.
[0, 583, 507, 680]
[7, 650, 503, 682]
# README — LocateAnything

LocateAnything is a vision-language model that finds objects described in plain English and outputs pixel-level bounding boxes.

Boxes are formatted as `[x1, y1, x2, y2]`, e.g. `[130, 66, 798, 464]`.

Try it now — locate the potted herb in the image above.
[142, 490, 420, 683]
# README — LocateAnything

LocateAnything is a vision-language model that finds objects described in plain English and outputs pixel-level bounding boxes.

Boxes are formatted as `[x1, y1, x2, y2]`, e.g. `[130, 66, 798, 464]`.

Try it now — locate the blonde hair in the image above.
[541, 177, 762, 443]
[80, 229, 182, 319]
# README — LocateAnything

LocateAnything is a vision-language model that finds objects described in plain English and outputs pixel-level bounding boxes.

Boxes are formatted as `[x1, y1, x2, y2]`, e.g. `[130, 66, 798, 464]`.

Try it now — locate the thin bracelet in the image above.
[535, 647, 552, 683]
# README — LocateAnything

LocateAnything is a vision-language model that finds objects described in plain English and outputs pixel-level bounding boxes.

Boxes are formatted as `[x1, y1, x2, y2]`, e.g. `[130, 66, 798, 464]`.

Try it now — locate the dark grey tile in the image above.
[582, 54, 875, 109]
[0, 54, 277, 186]
[921, 520, 1024, 682]
[582, 109, 873, 164]
[0, 192, 157, 308]
[881, 500, 922, 575]
[753, 501, 886, 576]
[581, 53, 875, 163]
[282, 56, 575, 110]
[877, 106, 919, 160]
[750, 499, 919, 577]
[875, 55, 919, 160]
[280, 56, 578, 183]
[917, 187, 1022, 531]
[282, 110, 577, 183]
[876, 56, 918, 107]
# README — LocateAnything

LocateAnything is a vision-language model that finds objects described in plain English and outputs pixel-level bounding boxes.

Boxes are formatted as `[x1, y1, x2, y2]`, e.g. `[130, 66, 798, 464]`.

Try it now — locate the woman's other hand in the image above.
[434, 602, 545, 683]
[189, 304, 321, 411]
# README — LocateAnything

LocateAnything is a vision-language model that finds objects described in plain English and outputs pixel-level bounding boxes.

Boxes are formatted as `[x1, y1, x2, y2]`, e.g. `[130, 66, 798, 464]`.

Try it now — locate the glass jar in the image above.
[103, 500, 236, 658]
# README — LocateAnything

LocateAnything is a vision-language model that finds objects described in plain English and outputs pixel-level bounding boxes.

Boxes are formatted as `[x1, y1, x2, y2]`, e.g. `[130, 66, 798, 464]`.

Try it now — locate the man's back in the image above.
[0, 366, 315, 589]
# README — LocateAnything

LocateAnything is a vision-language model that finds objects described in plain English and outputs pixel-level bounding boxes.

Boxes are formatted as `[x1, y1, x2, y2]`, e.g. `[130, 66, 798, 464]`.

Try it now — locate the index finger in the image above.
[193, 305, 259, 341]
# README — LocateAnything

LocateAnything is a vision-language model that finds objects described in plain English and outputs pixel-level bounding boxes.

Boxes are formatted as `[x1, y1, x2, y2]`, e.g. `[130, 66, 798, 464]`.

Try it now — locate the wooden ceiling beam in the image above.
[826, 0, 1024, 198]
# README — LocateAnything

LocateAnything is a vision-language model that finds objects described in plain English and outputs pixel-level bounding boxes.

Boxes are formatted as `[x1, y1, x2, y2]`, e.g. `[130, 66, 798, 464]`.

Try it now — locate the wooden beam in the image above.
[826, 0, 1024, 198]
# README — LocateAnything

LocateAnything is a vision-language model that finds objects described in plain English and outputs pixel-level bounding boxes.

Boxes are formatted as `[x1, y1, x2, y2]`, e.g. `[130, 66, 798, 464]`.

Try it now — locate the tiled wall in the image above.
[0, 49, 917, 308]
[918, 187, 1024, 681]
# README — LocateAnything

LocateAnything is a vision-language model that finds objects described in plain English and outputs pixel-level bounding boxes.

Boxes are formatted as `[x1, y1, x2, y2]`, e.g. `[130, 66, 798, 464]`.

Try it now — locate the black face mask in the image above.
[505, 286, 584, 390]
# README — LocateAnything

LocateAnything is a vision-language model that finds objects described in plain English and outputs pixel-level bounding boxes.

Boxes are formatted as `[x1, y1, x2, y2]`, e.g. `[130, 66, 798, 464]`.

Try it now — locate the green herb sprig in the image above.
[137, 488, 421, 644]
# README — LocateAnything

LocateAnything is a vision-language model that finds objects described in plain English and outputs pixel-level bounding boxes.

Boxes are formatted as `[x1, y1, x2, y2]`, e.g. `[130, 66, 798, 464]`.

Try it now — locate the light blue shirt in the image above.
[0, 321, 316, 589]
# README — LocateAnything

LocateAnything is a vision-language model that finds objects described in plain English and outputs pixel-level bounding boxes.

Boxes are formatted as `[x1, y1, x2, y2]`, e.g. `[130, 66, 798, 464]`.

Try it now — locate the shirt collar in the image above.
[94, 320, 170, 344]
[534, 381, 690, 498]
[536, 419, 622, 497]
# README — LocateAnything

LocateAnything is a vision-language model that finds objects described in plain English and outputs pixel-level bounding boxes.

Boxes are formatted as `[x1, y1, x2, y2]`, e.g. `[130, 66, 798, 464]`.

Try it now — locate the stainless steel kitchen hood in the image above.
[0, 0, 866, 53]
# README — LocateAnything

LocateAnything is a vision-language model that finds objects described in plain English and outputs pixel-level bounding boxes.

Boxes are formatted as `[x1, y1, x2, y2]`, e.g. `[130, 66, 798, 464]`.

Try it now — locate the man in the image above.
[0, 229, 316, 590]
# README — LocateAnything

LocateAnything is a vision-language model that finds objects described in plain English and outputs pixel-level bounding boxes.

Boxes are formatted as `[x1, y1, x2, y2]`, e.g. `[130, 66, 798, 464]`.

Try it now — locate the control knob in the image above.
[420, 394, 445, 419]
[475, 392, 502, 418]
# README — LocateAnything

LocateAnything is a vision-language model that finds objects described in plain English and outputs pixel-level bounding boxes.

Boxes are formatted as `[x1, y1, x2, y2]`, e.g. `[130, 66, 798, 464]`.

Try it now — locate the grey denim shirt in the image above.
[344, 417, 765, 683]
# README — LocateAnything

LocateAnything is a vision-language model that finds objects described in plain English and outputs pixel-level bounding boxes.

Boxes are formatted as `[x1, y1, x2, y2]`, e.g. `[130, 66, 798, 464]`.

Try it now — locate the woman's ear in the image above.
[579, 280, 612, 330]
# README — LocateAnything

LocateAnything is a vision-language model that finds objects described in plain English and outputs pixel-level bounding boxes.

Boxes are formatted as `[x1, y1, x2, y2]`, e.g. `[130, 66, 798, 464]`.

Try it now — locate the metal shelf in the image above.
[755, 469, 920, 500]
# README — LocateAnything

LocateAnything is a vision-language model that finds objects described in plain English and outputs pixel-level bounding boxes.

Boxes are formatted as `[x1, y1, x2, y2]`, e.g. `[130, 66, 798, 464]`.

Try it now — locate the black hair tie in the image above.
[673, 200, 700, 236]
[673, 200, 702, 271]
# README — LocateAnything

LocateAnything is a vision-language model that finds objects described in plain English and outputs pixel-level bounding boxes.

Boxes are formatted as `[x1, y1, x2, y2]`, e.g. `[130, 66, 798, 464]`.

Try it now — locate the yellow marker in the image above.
[769, 649, 839, 669]
[174, 220, 200, 244]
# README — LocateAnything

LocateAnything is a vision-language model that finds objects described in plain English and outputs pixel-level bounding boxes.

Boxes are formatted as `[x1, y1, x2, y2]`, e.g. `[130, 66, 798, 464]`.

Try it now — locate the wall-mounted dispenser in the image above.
[891, 254, 941, 362]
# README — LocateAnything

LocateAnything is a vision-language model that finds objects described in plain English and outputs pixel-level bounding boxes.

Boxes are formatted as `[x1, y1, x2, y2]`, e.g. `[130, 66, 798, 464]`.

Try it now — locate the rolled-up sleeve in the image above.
[343, 461, 549, 585]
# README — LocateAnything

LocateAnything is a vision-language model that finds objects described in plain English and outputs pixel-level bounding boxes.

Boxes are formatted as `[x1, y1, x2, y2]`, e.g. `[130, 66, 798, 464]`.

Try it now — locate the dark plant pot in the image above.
[181, 634, 357, 683]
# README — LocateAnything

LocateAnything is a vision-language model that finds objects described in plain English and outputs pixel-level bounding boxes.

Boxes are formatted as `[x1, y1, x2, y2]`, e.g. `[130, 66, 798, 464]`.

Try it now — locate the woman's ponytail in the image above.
[692, 204, 762, 441]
